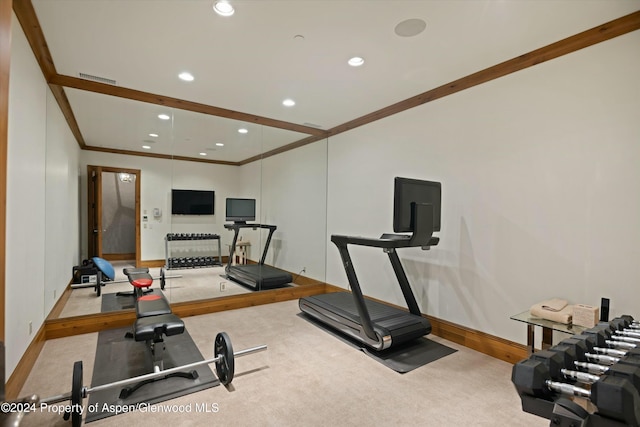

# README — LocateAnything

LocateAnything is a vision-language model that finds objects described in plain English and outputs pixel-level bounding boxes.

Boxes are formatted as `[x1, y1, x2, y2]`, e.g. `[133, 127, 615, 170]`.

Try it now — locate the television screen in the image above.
[393, 177, 441, 233]
[226, 198, 256, 223]
[171, 189, 215, 215]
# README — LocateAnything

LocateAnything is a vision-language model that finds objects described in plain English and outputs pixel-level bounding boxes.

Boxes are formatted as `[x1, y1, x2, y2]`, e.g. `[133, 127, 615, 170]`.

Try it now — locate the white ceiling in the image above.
[30, 0, 640, 162]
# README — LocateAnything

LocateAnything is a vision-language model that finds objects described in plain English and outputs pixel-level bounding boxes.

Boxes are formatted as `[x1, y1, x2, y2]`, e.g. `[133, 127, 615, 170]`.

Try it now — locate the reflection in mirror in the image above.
[52, 89, 328, 320]
[165, 111, 266, 304]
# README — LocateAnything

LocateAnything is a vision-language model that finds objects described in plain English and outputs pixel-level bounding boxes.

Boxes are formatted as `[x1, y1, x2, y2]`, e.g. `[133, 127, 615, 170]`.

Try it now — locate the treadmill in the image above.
[299, 177, 441, 351]
[224, 223, 292, 291]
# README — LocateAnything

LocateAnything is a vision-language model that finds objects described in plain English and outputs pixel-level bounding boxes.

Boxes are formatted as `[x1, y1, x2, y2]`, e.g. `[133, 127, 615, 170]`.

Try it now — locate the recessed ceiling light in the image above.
[282, 99, 296, 107]
[178, 72, 194, 82]
[199, 152, 207, 156]
[348, 57, 365, 67]
[158, 114, 170, 120]
[213, 1, 234, 16]
[149, 133, 158, 137]
[142, 145, 151, 150]
[238, 128, 248, 134]
[216, 143, 224, 147]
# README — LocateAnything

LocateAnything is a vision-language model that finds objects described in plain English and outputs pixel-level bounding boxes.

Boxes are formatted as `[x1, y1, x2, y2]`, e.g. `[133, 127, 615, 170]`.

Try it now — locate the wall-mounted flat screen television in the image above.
[171, 189, 215, 215]
[226, 198, 256, 223]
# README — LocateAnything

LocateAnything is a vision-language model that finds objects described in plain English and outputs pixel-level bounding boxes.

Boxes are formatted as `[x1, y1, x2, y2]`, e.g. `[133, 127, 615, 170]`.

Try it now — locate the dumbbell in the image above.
[512, 357, 640, 426]
[580, 350, 640, 368]
[609, 315, 635, 331]
[593, 346, 640, 358]
[544, 345, 640, 392]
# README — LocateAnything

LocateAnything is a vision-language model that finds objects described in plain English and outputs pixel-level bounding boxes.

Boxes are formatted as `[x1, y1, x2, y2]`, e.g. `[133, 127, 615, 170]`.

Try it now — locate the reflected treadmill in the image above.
[300, 177, 441, 351]
[224, 223, 292, 291]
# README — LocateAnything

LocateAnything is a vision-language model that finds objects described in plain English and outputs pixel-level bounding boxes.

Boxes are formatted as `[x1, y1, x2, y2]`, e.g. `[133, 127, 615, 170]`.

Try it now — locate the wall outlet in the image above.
[220, 281, 227, 292]
[53, 289, 57, 299]
[28, 321, 32, 335]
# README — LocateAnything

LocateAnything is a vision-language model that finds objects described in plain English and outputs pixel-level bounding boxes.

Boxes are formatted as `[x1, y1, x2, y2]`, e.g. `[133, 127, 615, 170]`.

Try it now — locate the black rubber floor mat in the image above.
[100, 289, 163, 313]
[361, 337, 457, 373]
[84, 326, 219, 423]
[299, 312, 457, 373]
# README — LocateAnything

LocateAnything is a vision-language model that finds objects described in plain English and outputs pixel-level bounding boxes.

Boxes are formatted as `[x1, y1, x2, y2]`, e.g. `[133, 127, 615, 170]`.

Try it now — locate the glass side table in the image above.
[510, 310, 587, 354]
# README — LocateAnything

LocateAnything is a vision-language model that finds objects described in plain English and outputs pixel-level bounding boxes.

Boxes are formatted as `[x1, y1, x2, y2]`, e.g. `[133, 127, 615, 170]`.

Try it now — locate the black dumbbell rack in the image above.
[164, 233, 223, 270]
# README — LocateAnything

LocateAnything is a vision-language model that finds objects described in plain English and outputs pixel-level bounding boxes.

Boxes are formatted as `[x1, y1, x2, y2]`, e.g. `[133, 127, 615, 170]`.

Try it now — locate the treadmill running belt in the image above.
[226, 264, 292, 290]
[300, 292, 432, 350]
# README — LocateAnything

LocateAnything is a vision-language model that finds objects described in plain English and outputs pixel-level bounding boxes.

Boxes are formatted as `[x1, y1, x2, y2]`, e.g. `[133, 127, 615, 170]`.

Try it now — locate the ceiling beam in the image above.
[12, 1, 640, 166]
[328, 10, 640, 137]
[82, 146, 240, 166]
[50, 74, 328, 137]
[238, 134, 328, 165]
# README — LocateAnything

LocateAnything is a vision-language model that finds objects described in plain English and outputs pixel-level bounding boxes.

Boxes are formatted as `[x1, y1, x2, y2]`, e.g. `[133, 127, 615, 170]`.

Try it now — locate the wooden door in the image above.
[87, 165, 103, 258]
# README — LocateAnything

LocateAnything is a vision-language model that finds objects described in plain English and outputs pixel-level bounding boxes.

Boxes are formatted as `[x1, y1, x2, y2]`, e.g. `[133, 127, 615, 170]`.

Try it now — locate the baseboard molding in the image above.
[7, 282, 527, 400]
[102, 253, 135, 261]
[4, 324, 46, 399]
[44, 283, 328, 340]
[46, 281, 74, 320]
[323, 284, 529, 364]
[138, 259, 165, 268]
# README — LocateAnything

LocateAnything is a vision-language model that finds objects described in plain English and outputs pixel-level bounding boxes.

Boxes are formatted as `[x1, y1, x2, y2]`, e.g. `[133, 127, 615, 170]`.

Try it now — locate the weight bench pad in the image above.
[133, 314, 184, 342]
[136, 294, 172, 318]
[124, 268, 153, 288]
[123, 267, 150, 275]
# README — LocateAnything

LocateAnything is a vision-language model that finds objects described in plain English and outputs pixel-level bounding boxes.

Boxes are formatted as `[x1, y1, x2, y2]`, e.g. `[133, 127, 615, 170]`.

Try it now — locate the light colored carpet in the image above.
[20, 300, 546, 426]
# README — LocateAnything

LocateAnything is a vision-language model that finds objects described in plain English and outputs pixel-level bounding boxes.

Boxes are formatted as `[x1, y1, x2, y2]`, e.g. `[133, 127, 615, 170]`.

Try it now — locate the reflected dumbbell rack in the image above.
[164, 233, 223, 270]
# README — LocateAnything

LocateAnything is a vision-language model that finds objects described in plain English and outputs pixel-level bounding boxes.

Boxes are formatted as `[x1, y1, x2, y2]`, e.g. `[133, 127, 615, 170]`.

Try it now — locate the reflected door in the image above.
[87, 165, 141, 264]
[87, 165, 103, 258]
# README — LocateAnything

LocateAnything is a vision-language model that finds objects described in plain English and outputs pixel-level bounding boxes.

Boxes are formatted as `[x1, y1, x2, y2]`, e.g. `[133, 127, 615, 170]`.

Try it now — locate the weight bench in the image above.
[117, 267, 154, 298]
[120, 268, 195, 398]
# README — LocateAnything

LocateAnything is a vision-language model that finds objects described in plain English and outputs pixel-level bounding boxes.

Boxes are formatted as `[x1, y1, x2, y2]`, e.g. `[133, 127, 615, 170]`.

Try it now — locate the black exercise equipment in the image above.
[31, 333, 266, 427]
[121, 267, 188, 387]
[512, 315, 640, 426]
[513, 357, 640, 426]
[224, 223, 292, 291]
[299, 177, 440, 351]
[71, 258, 180, 296]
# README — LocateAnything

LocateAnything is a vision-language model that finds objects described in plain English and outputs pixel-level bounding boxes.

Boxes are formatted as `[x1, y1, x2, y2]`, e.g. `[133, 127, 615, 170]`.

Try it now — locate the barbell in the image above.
[72, 268, 182, 295]
[38, 332, 266, 427]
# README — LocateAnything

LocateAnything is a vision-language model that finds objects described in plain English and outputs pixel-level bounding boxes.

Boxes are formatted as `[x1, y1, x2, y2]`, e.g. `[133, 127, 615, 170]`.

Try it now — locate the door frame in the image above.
[87, 165, 141, 267]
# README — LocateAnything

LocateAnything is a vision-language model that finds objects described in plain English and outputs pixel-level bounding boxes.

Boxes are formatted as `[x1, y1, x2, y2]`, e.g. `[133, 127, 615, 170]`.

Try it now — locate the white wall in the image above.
[260, 140, 328, 281]
[326, 31, 640, 344]
[79, 151, 241, 261]
[6, 16, 81, 376]
[44, 90, 80, 316]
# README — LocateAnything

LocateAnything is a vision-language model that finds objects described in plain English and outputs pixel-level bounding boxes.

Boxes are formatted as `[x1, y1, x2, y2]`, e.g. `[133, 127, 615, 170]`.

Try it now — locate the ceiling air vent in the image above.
[78, 72, 117, 86]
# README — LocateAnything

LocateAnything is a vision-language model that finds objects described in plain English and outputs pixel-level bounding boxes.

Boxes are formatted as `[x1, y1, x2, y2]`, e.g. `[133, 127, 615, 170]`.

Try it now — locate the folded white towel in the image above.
[540, 298, 568, 312]
[530, 301, 573, 324]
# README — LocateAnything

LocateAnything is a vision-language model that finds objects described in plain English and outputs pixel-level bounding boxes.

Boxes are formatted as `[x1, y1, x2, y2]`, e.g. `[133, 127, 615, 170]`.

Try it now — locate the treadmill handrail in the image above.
[224, 223, 277, 271]
[331, 234, 439, 249]
[329, 203, 437, 340]
[331, 203, 438, 249]
[223, 223, 277, 232]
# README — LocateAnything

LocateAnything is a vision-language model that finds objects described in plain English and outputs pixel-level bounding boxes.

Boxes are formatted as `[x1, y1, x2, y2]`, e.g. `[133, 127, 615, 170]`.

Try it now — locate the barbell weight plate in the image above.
[214, 332, 234, 385]
[71, 360, 83, 427]
[160, 267, 165, 290]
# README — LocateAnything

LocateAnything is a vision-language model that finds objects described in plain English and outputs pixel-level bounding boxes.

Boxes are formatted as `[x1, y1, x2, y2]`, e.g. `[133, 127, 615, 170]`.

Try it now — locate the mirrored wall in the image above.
[49, 89, 328, 319]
